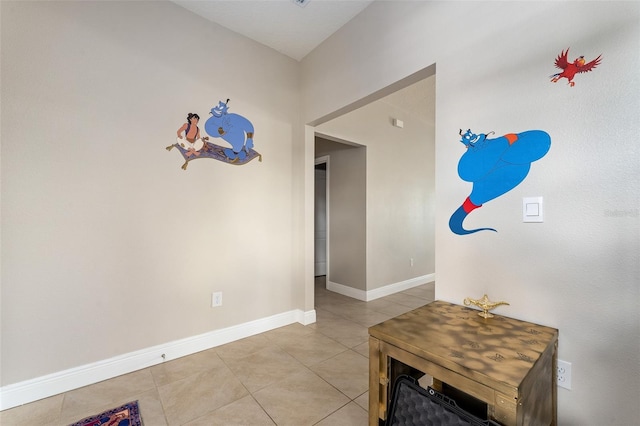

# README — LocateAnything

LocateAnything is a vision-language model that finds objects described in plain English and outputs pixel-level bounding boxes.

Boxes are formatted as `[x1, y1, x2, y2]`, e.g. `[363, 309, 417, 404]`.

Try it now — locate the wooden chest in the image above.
[369, 300, 558, 425]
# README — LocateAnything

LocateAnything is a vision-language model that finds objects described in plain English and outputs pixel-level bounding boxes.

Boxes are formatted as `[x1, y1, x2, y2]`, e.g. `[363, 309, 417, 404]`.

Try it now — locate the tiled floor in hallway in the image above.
[1, 278, 435, 425]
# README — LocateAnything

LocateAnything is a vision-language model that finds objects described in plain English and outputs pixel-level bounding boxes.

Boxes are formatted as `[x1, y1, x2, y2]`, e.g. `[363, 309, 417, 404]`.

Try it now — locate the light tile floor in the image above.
[1, 278, 435, 426]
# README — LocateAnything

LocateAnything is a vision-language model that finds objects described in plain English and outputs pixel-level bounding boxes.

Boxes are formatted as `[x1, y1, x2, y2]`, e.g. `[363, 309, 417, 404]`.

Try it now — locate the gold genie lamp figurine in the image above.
[464, 294, 509, 318]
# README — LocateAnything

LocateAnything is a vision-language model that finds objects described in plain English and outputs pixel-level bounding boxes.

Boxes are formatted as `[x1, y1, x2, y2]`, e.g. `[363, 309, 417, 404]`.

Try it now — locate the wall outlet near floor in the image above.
[557, 359, 572, 390]
[410, 258, 414, 267]
[211, 292, 223, 307]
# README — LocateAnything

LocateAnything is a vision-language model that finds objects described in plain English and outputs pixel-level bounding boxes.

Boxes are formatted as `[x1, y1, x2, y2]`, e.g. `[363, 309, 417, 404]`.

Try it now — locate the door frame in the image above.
[314, 155, 330, 282]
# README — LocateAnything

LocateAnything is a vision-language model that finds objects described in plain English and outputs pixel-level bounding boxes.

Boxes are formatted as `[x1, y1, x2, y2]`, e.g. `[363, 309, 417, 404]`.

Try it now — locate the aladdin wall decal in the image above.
[175, 112, 208, 157]
[550, 48, 602, 87]
[167, 99, 261, 169]
[449, 129, 551, 235]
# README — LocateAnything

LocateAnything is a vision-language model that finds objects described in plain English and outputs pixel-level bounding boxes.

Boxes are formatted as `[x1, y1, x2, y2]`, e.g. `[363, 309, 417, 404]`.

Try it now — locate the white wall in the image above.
[1, 0, 302, 393]
[302, 2, 639, 425]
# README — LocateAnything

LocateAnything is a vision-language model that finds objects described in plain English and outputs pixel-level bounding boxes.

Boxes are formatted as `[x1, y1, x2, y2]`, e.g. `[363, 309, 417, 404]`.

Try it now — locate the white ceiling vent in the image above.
[292, 0, 311, 8]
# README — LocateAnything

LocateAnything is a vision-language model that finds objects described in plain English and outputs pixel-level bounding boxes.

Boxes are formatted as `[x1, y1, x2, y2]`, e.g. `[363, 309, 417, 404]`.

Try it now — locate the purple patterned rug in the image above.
[68, 400, 142, 426]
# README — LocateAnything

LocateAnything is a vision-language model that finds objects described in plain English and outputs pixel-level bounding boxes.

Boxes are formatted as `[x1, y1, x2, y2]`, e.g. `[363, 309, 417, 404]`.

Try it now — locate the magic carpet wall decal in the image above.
[68, 400, 142, 426]
[167, 99, 262, 170]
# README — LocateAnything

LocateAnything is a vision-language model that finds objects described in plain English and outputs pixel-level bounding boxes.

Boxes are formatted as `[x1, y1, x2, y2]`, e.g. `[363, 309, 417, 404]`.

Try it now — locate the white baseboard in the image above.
[326, 280, 368, 300]
[327, 273, 435, 302]
[299, 308, 317, 325]
[0, 308, 316, 411]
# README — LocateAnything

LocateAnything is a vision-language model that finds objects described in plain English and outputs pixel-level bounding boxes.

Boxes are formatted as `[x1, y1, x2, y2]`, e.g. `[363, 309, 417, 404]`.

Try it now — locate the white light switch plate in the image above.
[523, 197, 543, 222]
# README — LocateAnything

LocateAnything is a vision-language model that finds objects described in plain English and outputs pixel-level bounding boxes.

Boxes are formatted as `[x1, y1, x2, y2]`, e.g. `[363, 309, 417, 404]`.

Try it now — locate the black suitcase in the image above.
[386, 375, 502, 426]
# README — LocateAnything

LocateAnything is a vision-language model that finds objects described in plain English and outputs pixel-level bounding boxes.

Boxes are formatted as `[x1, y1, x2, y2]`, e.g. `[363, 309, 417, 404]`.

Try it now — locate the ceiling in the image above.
[172, 0, 374, 61]
[173, 0, 434, 123]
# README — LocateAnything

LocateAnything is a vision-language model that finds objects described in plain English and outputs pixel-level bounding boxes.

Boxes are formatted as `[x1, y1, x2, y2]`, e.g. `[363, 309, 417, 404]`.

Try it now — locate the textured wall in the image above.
[302, 2, 640, 424]
[1, 1, 300, 385]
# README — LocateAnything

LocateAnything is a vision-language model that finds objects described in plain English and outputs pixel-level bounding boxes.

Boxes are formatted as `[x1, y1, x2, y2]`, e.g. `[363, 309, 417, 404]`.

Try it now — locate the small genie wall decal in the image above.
[205, 99, 256, 162]
[167, 99, 261, 170]
[449, 128, 551, 235]
[550, 48, 602, 87]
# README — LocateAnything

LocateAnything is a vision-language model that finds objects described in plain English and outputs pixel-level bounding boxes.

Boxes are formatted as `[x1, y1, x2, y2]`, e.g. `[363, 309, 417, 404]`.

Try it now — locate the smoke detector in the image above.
[292, 0, 311, 8]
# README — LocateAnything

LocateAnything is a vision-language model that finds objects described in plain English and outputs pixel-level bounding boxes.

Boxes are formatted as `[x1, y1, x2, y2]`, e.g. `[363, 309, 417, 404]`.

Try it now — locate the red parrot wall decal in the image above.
[550, 48, 602, 87]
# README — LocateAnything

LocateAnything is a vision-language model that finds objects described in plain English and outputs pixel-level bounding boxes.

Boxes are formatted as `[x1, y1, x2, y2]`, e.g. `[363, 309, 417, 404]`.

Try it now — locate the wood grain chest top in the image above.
[369, 300, 558, 393]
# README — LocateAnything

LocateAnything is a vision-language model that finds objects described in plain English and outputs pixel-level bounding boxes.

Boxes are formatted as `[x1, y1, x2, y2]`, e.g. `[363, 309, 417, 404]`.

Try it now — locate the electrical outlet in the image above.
[211, 292, 222, 307]
[410, 258, 414, 267]
[557, 359, 572, 390]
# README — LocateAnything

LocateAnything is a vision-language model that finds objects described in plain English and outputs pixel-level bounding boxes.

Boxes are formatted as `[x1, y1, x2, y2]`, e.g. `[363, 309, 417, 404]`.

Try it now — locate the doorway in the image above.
[313, 136, 368, 301]
[309, 67, 436, 310]
[314, 158, 328, 277]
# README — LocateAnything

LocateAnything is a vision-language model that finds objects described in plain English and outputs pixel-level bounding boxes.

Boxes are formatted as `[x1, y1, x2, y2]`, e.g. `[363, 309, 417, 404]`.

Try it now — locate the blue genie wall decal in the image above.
[449, 129, 551, 235]
[205, 99, 256, 163]
[166, 99, 261, 170]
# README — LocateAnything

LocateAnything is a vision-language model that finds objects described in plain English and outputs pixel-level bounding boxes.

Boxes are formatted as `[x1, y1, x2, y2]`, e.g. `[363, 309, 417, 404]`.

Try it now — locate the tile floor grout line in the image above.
[311, 398, 355, 426]
[247, 393, 278, 426]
